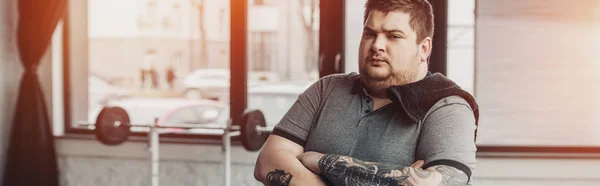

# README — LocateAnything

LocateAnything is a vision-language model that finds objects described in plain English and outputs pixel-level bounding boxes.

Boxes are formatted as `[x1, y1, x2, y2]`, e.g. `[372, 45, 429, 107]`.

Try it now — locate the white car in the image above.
[182, 68, 281, 100]
[186, 81, 311, 134]
[87, 98, 225, 133]
[247, 82, 310, 125]
[88, 75, 131, 111]
[182, 68, 230, 100]
[87, 82, 311, 134]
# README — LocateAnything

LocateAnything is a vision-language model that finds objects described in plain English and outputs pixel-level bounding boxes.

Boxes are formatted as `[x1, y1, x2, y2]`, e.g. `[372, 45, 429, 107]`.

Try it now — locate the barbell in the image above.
[91, 106, 273, 151]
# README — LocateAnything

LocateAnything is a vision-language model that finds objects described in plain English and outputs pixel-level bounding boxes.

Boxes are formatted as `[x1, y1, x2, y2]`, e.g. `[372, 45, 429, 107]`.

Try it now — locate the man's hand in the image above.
[298, 151, 424, 174]
[297, 151, 326, 174]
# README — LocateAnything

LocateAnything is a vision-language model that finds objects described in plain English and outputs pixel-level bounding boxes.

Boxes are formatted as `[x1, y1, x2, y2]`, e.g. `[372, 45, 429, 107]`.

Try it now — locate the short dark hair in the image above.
[364, 0, 434, 44]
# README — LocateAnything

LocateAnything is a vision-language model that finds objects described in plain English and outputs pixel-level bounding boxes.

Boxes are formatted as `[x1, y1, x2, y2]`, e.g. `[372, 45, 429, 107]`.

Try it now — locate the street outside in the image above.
[87, 71, 312, 131]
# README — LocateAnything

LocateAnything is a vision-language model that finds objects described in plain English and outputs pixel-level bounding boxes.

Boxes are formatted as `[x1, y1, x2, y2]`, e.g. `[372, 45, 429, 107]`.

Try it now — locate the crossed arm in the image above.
[299, 152, 470, 186]
[254, 135, 470, 186]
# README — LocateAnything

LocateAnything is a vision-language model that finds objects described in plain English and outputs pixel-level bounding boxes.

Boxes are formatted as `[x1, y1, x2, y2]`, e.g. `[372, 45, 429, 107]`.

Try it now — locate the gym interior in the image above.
[1, 0, 600, 185]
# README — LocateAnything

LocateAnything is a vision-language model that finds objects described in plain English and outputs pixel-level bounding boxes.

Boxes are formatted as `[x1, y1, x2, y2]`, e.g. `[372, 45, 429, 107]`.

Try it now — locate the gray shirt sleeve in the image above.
[271, 75, 330, 146]
[416, 96, 477, 175]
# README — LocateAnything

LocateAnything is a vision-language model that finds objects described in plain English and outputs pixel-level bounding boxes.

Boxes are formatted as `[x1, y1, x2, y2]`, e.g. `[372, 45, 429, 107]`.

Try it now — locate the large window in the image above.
[61, 0, 323, 141]
[475, 0, 600, 147]
[73, 0, 232, 139]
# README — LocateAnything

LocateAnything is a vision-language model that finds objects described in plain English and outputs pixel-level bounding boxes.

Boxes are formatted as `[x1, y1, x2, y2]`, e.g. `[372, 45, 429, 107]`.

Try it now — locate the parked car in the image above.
[182, 68, 281, 100]
[186, 81, 310, 133]
[87, 82, 311, 134]
[87, 98, 225, 133]
[249, 82, 310, 124]
[182, 68, 230, 100]
[88, 75, 131, 111]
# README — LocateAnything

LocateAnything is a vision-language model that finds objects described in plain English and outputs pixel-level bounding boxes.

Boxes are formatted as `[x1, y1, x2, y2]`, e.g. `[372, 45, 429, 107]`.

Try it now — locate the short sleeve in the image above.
[271, 75, 331, 147]
[416, 96, 477, 181]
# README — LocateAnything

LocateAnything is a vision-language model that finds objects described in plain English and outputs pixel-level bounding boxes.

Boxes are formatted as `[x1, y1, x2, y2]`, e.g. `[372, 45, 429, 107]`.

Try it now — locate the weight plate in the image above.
[241, 109, 269, 151]
[95, 107, 131, 145]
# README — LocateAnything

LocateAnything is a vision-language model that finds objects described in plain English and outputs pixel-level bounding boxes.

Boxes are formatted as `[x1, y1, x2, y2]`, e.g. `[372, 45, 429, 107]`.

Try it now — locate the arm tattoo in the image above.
[266, 169, 293, 186]
[318, 154, 469, 186]
[318, 154, 408, 185]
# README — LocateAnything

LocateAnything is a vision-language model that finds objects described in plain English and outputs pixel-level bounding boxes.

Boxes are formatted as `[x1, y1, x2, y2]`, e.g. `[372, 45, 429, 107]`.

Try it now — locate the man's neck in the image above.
[372, 96, 393, 111]
[363, 87, 392, 111]
[365, 87, 387, 98]
[363, 69, 429, 110]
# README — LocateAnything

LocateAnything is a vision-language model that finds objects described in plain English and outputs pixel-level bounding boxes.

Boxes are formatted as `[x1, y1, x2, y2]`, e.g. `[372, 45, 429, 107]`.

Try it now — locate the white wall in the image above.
[475, 0, 600, 147]
[344, 0, 365, 73]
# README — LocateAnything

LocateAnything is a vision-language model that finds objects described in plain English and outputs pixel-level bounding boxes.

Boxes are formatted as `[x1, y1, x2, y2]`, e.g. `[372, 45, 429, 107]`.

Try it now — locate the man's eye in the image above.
[364, 32, 376, 37]
[390, 35, 402, 39]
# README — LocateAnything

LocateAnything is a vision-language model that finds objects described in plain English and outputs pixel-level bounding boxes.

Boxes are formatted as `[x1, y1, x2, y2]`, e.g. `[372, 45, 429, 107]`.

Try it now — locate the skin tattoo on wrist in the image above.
[266, 169, 293, 186]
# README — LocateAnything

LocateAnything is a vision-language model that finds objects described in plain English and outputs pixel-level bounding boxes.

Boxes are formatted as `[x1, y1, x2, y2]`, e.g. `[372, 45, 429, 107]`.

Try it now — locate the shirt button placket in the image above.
[364, 97, 373, 115]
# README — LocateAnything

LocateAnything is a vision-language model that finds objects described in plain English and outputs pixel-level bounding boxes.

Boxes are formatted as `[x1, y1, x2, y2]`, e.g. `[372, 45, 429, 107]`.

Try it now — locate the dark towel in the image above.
[386, 72, 480, 141]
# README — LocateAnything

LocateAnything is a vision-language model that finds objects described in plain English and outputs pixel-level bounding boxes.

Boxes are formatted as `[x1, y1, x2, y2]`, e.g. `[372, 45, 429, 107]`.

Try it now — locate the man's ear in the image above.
[419, 37, 433, 63]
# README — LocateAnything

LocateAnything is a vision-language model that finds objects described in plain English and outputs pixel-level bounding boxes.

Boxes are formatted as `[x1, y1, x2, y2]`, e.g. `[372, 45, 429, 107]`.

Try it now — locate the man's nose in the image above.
[371, 35, 386, 53]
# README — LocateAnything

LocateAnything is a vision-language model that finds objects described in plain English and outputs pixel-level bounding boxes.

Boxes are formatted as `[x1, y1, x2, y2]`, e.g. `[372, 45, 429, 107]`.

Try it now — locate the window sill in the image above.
[477, 145, 600, 159]
[55, 131, 241, 145]
[54, 133, 259, 165]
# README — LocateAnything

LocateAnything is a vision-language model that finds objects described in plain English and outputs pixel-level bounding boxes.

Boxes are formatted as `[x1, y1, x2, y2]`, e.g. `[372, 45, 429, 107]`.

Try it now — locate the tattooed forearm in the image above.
[317, 154, 469, 186]
[318, 154, 408, 185]
[266, 169, 293, 186]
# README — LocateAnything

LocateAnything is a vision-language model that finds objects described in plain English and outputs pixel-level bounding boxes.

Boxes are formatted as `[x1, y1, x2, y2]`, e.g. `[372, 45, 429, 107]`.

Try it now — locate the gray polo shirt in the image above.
[272, 73, 477, 176]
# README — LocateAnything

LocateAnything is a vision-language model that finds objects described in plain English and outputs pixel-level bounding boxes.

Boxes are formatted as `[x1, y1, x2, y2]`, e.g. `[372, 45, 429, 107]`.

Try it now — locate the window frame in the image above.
[59, 0, 343, 145]
[60, 4, 230, 142]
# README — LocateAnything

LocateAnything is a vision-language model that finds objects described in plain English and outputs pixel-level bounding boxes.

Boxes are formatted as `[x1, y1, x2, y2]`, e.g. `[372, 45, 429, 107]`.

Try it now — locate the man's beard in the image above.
[359, 56, 420, 94]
